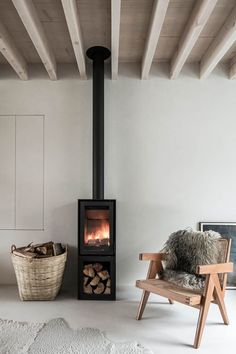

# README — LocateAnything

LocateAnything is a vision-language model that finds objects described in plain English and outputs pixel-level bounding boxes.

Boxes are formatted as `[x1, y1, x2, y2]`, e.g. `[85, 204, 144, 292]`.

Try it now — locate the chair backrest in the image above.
[218, 238, 231, 290]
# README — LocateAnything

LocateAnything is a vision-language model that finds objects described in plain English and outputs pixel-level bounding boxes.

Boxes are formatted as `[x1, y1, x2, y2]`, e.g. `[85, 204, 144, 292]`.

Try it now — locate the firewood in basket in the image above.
[106, 278, 111, 287]
[32, 241, 53, 248]
[84, 284, 93, 294]
[26, 242, 34, 248]
[13, 250, 37, 258]
[44, 242, 54, 256]
[27, 241, 54, 256]
[37, 242, 54, 255]
[23, 242, 34, 252]
[83, 266, 95, 278]
[24, 245, 35, 253]
[93, 282, 105, 294]
[53, 243, 64, 256]
[93, 263, 103, 272]
[35, 246, 47, 255]
[104, 287, 111, 295]
[97, 270, 110, 280]
[90, 275, 100, 286]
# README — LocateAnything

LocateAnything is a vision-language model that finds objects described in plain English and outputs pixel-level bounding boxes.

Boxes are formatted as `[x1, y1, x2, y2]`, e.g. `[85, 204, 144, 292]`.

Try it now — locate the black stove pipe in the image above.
[86, 46, 111, 200]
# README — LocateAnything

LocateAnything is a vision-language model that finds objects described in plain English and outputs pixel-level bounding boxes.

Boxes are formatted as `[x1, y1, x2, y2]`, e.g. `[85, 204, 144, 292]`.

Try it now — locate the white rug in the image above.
[0, 319, 43, 354]
[0, 318, 152, 354]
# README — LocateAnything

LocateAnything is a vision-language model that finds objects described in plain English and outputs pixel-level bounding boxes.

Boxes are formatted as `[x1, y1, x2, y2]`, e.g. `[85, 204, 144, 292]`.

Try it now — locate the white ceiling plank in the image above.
[141, 0, 169, 80]
[200, 5, 236, 79]
[61, 0, 86, 80]
[111, 0, 121, 80]
[12, 0, 57, 80]
[0, 21, 28, 80]
[170, 0, 217, 80]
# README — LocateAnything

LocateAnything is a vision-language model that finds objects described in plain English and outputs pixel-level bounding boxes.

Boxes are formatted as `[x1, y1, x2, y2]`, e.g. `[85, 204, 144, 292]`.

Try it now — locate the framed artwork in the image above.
[199, 222, 236, 288]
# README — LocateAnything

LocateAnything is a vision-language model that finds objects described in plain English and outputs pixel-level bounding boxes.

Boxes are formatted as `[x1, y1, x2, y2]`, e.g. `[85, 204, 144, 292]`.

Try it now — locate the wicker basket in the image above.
[11, 245, 67, 301]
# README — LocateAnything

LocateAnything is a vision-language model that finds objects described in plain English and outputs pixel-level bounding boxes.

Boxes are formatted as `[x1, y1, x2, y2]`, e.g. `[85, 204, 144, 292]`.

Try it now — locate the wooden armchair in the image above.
[136, 239, 233, 348]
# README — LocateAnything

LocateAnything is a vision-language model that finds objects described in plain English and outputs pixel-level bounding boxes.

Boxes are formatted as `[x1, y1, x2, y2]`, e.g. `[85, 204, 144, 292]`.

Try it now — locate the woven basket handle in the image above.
[11, 245, 16, 253]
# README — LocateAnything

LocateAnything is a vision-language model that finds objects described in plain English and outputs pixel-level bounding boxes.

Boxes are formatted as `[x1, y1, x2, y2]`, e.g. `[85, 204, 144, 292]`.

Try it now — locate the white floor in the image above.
[0, 285, 235, 354]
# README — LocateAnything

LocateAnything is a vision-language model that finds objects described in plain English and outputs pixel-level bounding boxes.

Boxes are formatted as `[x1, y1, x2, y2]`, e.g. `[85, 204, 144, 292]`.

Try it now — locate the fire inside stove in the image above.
[84, 209, 110, 247]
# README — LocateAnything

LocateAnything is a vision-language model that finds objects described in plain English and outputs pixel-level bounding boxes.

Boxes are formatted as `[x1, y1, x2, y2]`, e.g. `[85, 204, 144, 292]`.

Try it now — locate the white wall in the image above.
[0, 63, 236, 289]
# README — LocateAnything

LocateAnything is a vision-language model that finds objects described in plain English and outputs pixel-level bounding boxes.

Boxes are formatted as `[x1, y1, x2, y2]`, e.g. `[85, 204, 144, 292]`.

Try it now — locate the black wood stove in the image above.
[78, 47, 116, 300]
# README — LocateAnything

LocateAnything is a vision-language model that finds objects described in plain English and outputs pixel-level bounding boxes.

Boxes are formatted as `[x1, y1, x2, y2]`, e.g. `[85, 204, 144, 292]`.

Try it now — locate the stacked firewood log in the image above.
[12, 241, 65, 258]
[83, 263, 111, 295]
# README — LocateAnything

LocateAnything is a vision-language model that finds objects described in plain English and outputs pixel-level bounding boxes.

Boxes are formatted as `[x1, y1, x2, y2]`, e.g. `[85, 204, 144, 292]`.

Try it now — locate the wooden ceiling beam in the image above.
[12, 0, 57, 80]
[200, 5, 236, 79]
[0, 21, 28, 80]
[229, 58, 236, 79]
[111, 0, 121, 79]
[61, 0, 86, 80]
[170, 0, 217, 79]
[141, 0, 169, 80]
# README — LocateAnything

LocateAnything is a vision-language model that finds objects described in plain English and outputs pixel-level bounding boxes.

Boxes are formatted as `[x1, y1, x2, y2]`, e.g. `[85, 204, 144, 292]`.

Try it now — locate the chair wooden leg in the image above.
[168, 299, 174, 304]
[136, 290, 150, 320]
[212, 274, 229, 325]
[214, 291, 229, 325]
[194, 276, 214, 349]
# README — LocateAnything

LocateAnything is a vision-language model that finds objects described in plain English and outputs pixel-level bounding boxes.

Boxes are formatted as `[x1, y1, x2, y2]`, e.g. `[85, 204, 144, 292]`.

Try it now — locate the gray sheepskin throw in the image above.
[160, 229, 222, 290]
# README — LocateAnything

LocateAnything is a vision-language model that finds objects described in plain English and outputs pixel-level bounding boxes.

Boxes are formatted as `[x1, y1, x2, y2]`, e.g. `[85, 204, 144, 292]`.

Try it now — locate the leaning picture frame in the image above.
[199, 222, 236, 289]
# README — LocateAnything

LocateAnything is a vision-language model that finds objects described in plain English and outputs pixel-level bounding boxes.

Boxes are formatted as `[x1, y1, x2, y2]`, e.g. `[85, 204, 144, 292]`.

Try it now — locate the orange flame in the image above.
[85, 220, 110, 246]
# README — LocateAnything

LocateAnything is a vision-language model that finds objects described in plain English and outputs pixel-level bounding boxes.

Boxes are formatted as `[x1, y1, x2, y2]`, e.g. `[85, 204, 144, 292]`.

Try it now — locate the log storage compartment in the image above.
[79, 256, 115, 300]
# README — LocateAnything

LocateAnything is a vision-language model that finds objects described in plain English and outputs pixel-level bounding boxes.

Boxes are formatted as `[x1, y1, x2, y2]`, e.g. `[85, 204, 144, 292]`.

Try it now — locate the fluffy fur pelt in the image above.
[160, 229, 223, 290]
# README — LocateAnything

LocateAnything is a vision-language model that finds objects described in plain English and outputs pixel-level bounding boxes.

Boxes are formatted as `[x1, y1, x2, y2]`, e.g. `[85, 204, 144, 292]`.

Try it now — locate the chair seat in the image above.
[136, 278, 202, 306]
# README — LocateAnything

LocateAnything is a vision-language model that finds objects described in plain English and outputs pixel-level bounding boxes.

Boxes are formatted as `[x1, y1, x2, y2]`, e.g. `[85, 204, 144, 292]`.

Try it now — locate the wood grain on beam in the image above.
[141, 0, 169, 80]
[200, 5, 236, 79]
[0, 21, 28, 80]
[12, 0, 57, 80]
[61, 0, 86, 79]
[170, 0, 217, 79]
[229, 56, 236, 78]
[111, 0, 121, 79]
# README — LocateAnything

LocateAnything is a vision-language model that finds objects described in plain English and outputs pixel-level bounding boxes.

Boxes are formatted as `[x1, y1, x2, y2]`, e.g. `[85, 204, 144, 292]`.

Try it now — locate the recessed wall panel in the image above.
[0, 116, 15, 229]
[15, 116, 44, 229]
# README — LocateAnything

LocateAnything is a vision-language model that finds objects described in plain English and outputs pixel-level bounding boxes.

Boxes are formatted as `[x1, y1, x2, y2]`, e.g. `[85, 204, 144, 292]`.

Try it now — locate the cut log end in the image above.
[90, 275, 100, 286]
[84, 284, 93, 294]
[104, 286, 111, 295]
[83, 265, 95, 278]
[93, 282, 105, 294]
[93, 263, 103, 272]
[98, 270, 110, 280]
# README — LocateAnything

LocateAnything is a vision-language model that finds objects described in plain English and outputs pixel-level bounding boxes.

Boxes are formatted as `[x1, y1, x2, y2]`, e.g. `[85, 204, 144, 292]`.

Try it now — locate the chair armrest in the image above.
[139, 253, 166, 262]
[196, 262, 233, 275]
